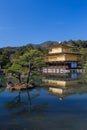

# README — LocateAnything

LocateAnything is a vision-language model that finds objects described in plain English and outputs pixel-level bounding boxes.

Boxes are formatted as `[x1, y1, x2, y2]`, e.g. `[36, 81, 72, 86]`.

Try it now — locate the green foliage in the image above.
[84, 61, 87, 69]
[79, 48, 87, 64]
[0, 48, 15, 69]
[0, 54, 9, 68]
[1, 40, 87, 74]
[4, 48, 46, 83]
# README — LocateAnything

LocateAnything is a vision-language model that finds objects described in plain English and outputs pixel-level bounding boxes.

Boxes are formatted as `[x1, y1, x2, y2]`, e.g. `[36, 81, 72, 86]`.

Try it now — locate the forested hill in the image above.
[1, 40, 87, 49]
[0, 40, 87, 70]
[41, 40, 87, 48]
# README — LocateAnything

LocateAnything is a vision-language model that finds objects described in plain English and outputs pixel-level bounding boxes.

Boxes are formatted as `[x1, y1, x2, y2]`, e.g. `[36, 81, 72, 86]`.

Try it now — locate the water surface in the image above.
[0, 74, 87, 130]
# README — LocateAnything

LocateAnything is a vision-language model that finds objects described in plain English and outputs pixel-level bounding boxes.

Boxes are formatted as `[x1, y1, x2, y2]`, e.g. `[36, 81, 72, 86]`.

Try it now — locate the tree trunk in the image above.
[26, 53, 35, 85]
[18, 73, 21, 83]
[26, 62, 31, 84]
[0, 64, 1, 69]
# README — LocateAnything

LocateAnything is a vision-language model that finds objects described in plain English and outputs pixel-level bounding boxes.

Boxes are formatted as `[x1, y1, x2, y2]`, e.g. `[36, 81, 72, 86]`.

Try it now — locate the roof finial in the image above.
[59, 41, 62, 44]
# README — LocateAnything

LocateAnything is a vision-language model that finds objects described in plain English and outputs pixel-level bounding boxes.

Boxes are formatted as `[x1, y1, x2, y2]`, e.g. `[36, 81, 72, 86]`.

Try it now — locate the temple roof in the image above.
[49, 43, 74, 49]
[48, 52, 81, 56]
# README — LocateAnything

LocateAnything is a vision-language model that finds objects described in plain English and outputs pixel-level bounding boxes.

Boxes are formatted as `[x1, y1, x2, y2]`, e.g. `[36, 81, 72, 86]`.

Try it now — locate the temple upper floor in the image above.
[49, 44, 73, 54]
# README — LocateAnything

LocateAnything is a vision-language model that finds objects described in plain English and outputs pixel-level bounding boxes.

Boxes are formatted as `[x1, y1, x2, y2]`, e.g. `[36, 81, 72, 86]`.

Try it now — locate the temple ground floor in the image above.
[43, 61, 85, 74]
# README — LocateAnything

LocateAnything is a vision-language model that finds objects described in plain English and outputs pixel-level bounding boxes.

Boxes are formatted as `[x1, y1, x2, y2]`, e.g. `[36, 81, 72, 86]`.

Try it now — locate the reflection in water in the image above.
[0, 74, 87, 130]
[49, 85, 87, 100]
[0, 87, 5, 93]
[4, 90, 48, 122]
[43, 73, 87, 99]
[43, 73, 80, 87]
[0, 75, 6, 87]
[5, 91, 28, 110]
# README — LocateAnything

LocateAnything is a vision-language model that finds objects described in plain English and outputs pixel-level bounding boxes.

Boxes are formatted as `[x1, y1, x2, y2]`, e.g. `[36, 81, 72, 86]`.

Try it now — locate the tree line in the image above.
[0, 44, 47, 84]
[0, 40, 87, 83]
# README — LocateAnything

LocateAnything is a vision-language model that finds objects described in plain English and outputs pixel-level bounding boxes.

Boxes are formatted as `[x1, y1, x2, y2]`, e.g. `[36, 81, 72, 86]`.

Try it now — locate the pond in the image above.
[0, 73, 87, 130]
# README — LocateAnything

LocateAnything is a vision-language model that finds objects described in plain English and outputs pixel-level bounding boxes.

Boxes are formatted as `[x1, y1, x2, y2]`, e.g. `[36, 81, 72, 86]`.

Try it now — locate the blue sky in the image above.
[0, 0, 87, 47]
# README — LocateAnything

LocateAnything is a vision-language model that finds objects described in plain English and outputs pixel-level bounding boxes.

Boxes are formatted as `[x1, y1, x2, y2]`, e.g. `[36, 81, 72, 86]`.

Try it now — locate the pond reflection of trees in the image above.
[0, 87, 5, 93]
[5, 90, 48, 121]
[0, 75, 7, 87]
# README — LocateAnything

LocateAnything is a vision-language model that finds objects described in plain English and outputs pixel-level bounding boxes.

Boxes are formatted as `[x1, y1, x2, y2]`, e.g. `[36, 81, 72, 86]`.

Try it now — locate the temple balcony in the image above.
[49, 48, 71, 54]
[47, 54, 78, 62]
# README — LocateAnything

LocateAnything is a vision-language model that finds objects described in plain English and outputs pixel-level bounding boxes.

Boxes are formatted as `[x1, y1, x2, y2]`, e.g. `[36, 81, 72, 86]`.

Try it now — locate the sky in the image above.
[0, 0, 87, 47]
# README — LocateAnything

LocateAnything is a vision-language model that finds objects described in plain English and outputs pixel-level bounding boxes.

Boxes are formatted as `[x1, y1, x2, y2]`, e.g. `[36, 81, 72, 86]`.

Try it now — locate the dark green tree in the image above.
[5, 49, 46, 84]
